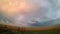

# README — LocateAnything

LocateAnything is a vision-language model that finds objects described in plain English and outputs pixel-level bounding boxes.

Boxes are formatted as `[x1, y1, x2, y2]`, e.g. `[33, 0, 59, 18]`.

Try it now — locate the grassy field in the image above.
[0, 27, 60, 34]
[0, 24, 60, 34]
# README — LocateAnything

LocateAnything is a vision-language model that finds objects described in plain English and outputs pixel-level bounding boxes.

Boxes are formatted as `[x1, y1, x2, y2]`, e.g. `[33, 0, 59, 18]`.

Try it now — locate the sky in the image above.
[0, 0, 60, 27]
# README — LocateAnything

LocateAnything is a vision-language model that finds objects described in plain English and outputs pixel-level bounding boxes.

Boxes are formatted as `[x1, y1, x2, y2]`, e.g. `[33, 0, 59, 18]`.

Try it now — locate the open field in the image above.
[0, 24, 60, 34]
[0, 24, 60, 31]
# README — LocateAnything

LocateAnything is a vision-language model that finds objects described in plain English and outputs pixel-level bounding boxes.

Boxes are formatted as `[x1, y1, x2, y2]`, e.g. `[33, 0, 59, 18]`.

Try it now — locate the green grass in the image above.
[0, 28, 60, 34]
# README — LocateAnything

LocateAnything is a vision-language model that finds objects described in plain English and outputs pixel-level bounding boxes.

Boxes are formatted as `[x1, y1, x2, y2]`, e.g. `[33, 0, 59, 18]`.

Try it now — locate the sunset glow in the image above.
[0, 0, 60, 27]
[0, 0, 35, 16]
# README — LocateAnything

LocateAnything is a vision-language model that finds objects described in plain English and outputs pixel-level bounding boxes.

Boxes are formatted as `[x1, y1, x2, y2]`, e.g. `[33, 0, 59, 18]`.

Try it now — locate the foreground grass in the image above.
[0, 24, 60, 34]
[0, 27, 60, 34]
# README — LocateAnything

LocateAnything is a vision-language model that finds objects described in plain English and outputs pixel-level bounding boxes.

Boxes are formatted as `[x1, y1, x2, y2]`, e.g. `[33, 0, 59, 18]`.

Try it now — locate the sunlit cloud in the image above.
[0, 0, 60, 27]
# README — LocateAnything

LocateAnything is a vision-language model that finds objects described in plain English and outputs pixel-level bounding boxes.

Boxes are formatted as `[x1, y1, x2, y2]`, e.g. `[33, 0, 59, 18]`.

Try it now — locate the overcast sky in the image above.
[0, 0, 60, 27]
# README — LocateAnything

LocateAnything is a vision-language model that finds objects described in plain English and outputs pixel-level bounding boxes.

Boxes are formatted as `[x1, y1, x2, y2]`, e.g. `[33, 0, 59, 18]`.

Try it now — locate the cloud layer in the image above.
[0, 0, 60, 27]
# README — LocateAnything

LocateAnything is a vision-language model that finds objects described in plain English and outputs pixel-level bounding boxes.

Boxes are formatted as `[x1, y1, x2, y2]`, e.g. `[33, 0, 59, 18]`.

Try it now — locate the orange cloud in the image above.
[0, 0, 36, 17]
